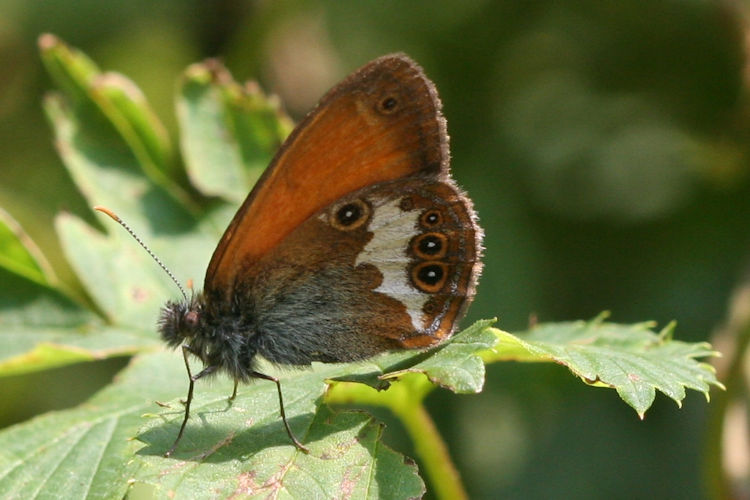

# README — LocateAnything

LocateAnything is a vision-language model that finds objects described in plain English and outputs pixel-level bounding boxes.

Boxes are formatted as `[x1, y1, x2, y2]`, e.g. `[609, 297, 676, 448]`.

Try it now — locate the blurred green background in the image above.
[1, 1, 748, 498]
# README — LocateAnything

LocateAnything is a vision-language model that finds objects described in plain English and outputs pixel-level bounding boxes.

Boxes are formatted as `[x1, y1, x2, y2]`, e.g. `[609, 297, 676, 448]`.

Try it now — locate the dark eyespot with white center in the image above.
[411, 261, 449, 293]
[412, 232, 448, 260]
[420, 209, 443, 229]
[330, 199, 371, 231]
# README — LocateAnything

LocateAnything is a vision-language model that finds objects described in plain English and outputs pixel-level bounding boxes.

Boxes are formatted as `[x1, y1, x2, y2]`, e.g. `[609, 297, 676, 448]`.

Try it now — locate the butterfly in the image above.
[97, 53, 482, 456]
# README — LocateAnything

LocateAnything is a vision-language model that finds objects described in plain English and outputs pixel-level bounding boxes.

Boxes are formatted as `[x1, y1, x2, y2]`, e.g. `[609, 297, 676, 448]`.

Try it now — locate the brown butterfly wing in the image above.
[233, 177, 481, 362]
[205, 54, 449, 298]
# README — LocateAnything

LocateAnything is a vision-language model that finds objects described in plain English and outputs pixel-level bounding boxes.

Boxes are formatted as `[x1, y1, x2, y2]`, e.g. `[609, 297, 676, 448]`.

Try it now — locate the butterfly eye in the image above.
[330, 199, 371, 231]
[377, 95, 399, 114]
[420, 209, 443, 229]
[184, 310, 199, 328]
[412, 232, 448, 259]
[411, 261, 449, 293]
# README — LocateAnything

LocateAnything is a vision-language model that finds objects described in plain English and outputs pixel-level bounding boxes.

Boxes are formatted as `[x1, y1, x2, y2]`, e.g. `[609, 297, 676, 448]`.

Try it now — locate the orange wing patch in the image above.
[205, 54, 449, 298]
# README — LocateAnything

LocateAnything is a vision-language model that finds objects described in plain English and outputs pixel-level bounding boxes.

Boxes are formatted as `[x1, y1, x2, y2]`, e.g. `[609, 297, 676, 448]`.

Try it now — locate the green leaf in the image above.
[133, 360, 425, 499]
[385, 318, 498, 393]
[0, 352, 196, 499]
[38, 33, 101, 108]
[0, 244, 155, 376]
[0, 209, 136, 376]
[92, 72, 177, 187]
[0, 325, 157, 377]
[134, 324, 496, 453]
[487, 315, 723, 416]
[16, 35, 497, 495]
[39, 34, 184, 203]
[135, 407, 425, 499]
[0, 208, 52, 286]
[177, 60, 293, 202]
[330, 319, 498, 394]
[0, 350, 430, 499]
[1, 35, 725, 499]
[44, 90, 217, 330]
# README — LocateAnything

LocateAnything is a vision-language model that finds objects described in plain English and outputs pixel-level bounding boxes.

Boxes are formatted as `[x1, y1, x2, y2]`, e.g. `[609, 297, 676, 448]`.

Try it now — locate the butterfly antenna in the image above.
[94, 206, 189, 303]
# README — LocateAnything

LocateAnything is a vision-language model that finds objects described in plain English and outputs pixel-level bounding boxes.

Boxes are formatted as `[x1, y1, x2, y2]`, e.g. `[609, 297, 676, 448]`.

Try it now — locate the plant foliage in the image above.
[0, 36, 722, 499]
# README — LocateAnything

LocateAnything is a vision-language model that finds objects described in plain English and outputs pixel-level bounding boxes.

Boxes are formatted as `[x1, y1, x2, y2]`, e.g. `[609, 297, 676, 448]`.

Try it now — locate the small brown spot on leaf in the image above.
[229, 471, 260, 498]
[131, 286, 149, 302]
[338, 468, 365, 499]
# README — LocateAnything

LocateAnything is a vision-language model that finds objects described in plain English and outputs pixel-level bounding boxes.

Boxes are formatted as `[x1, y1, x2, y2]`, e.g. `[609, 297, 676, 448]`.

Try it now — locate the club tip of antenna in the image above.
[93, 205, 121, 222]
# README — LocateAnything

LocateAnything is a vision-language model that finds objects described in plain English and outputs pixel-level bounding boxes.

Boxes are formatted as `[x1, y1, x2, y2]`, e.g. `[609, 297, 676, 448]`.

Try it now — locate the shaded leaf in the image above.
[127, 326, 490, 496]
[92, 72, 174, 181]
[0, 351, 425, 499]
[136, 323, 497, 455]
[177, 60, 293, 202]
[330, 319, 498, 394]
[44, 92, 217, 330]
[136, 406, 425, 499]
[38, 33, 101, 109]
[385, 318, 498, 393]
[0, 211, 118, 375]
[39, 34, 183, 202]
[0, 353, 194, 499]
[0, 209, 53, 286]
[0, 325, 157, 377]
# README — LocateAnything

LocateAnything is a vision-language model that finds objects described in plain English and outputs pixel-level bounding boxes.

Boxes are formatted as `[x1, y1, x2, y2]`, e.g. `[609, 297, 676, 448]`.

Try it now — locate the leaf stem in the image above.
[391, 397, 468, 500]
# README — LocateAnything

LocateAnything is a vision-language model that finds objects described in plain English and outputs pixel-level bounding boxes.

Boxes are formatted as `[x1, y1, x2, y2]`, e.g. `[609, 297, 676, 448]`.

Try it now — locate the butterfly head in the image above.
[159, 296, 204, 349]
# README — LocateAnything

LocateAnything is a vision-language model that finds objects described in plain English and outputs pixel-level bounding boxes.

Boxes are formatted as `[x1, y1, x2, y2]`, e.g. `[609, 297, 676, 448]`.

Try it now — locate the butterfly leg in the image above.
[164, 345, 217, 457]
[178, 345, 201, 405]
[250, 371, 310, 453]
